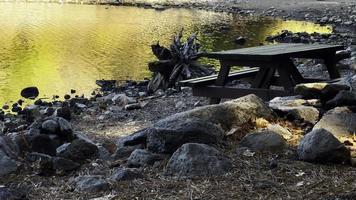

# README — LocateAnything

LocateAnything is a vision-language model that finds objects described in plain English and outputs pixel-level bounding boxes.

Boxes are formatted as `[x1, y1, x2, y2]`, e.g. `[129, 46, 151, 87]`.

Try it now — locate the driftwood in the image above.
[147, 30, 215, 93]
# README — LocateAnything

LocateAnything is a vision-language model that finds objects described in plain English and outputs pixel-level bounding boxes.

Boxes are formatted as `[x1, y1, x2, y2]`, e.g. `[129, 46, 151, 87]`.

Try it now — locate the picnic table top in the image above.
[204, 43, 344, 61]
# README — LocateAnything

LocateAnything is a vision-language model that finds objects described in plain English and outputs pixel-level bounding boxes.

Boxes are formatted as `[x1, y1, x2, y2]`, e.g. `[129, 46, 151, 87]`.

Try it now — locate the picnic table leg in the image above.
[284, 59, 305, 83]
[209, 61, 231, 104]
[251, 65, 276, 89]
[324, 53, 340, 79]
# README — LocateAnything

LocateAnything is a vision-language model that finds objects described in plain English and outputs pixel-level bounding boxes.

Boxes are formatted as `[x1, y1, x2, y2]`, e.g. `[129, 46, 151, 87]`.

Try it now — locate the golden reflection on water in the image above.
[0, 2, 331, 105]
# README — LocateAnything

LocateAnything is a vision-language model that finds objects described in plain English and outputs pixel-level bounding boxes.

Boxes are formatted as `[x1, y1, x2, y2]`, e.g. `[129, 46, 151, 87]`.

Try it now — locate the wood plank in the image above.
[192, 85, 294, 101]
[179, 67, 259, 85]
[205, 44, 344, 61]
[182, 68, 259, 87]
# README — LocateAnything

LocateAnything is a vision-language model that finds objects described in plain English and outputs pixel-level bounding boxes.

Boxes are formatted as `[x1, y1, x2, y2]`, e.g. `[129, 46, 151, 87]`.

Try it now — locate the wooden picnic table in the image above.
[181, 43, 344, 104]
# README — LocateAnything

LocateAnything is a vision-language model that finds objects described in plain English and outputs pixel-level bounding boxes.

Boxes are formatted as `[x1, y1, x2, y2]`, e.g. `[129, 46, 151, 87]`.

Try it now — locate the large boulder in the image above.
[0, 136, 19, 158]
[239, 131, 287, 153]
[313, 107, 356, 137]
[157, 94, 272, 131]
[57, 139, 99, 163]
[297, 129, 350, 164]
[147, 118, 224, 154]
[164, 143, 232, 177]
[127, 149, 166, 167]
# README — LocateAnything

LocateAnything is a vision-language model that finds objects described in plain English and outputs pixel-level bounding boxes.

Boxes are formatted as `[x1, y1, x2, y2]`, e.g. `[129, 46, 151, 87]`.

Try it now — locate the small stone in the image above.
[64, 94, 71, 100]
[52, 157, 80, 172]
[74, 176, 110, 193]
[41, 119, 59, 134]
[234, 36, 247, 45]
[2, 104, 9, 110]
[124, 103, 141, 110]
[0, 153, 17, 176]
[57, 139, 99, 163]
[111, 168, 142, 182]
[70, 89, 76, 94]
[21, 87, 39, 99]
[127, 149, 165, 167]
[165, 143, 232, 177]
[239, 131, 287, 153]
[267, 124, 293, 140]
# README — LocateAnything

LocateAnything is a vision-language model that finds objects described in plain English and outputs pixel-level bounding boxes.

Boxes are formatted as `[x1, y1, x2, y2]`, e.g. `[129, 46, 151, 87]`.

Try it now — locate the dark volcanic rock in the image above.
[54, 106, 71, 121]
[112, 144, 144, 160]
[147, 118, 224, 154]
[117, 129, 148, 147]
[0, 151, 17, 176]
[74, 175, 110, 193]
[325, 90, 356, 109]
[111, 168, 143, 182]
[297, 129, 350, 164]
[165, 143, 232, 177]
[0, 186, 27, 200]
[127, 149, 166, 167]
[20, 86, 39, 99]
[239, 131, 287, 153]
[57, 139, 99, 163]
[28, 134, 61, 156]
[52, 157, 80, 172]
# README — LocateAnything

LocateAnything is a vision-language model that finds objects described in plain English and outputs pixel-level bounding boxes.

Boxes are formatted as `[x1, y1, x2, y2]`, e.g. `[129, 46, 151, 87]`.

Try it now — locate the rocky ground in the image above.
[1, 1, 356, 200]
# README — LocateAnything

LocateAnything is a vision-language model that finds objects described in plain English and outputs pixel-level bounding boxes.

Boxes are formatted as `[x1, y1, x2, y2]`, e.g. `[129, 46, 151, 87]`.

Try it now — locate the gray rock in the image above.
[127, 149, 166, 167]
[0, 152, 17, 176]
[52, 157, 80, 172]
[287, 106, 320, 124]
[111, 168, 142, 182]
[269, 96, 320, 123]
[117, 129, 148, 147]
[325, 90, 356, 109]
[297, 129, 350, 164]
[57, 139, 99, 163]
[54, 107, 71, 121]
[295, 82, 349, 100]
[0, 135, 19, 158]
[313, 107, 356, 137]
[239, 131, 287, 153]
[56, 143, 71, 155]
[112, 144, 144, 160]
[41, 119, 59, 134]
[157, 94, 272, 131]
[74, 175, 110, 193]
[0, 186, 27, 200]
[295, 82, 328, 99]
[266, 124, 293, 140]
[165, 143, 232, 177]
[112, 94, 136, 107]
[57, 117, 73, 140]
[28, 134, 61, 156]
[147, 118, 224, 154]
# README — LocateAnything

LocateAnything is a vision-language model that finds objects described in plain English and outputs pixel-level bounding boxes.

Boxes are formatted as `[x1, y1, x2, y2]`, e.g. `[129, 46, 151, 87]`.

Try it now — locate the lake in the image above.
[0, 2, 331, 105]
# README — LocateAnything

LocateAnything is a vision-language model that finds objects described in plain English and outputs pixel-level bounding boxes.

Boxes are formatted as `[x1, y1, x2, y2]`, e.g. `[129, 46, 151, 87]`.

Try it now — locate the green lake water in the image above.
[0, 2, 331, 105]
